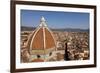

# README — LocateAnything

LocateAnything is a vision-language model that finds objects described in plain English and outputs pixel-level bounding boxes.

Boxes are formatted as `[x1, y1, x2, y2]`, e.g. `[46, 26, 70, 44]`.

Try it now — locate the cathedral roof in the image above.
[28, 17, 56, 51]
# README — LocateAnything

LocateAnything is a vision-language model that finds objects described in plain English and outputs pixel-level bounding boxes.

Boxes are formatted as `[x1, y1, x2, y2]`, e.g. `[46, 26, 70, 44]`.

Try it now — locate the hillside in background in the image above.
[21, 26, 89, 32]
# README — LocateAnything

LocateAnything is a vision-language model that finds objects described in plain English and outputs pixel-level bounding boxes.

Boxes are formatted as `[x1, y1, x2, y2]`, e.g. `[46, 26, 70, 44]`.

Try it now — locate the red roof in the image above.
[32, 59, 44, 62]
[29, 17, 56, 50]
[31, 28, 44, 49]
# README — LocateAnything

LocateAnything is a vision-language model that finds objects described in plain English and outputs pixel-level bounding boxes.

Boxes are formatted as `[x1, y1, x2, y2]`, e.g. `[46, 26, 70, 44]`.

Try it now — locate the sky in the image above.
[21, 10, 89, 29]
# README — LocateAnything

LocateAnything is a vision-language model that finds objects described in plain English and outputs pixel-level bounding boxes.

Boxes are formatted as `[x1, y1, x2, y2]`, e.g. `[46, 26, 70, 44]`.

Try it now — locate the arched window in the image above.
[37, 55, 41, 58]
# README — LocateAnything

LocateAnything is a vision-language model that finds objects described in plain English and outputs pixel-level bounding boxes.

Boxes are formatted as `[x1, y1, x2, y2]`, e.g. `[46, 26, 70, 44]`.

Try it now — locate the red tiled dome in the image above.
[30, 27, 55, 50]
[28, 17, 56, 55]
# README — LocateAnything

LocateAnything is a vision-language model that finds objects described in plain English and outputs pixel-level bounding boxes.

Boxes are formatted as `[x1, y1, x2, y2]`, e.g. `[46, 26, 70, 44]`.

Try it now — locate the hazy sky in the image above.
[21, 10, 89, 29]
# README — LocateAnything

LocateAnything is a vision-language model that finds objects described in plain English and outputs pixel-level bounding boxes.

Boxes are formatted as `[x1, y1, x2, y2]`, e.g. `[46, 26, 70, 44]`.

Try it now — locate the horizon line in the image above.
[21, 25, 89, 30]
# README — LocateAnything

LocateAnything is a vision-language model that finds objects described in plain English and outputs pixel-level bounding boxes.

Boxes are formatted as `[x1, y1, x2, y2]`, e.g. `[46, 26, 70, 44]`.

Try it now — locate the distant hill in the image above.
[51, 28, 89, 32]
[21, 26, 36, 31]
[21, 26, 89, 32]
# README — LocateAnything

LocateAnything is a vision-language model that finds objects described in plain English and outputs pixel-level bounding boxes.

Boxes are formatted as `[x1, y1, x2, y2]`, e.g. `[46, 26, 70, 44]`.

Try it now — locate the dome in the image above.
[30, 27, 56, 50]
[28, 17, 56, 55]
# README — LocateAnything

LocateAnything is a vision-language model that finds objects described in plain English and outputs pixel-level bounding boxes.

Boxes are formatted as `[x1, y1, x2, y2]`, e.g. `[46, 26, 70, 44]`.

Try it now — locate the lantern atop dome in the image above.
[39, 16, 47, 27]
